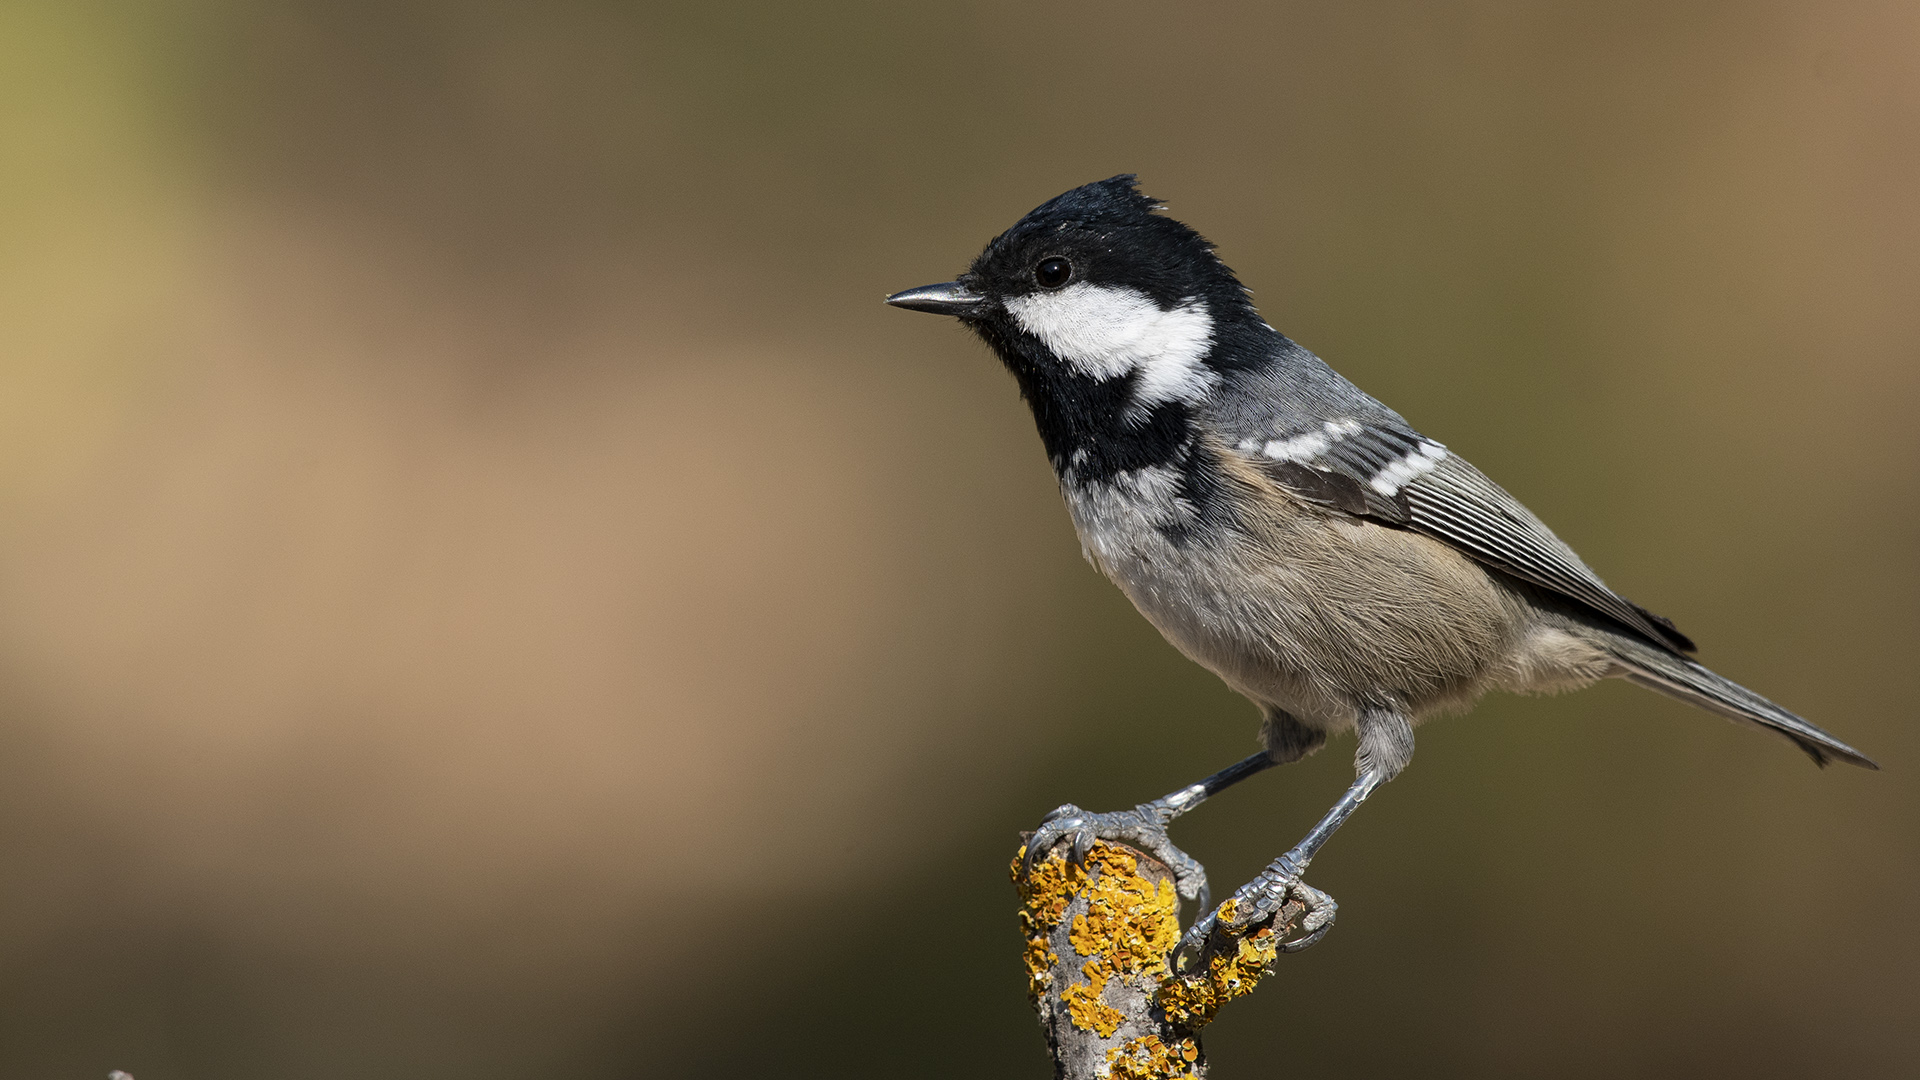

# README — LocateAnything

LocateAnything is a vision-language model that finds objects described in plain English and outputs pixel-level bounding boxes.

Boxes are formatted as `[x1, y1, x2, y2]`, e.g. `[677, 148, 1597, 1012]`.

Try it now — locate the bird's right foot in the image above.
[1174, 855, 1337, 970]
[1020, 800, 1210, 913]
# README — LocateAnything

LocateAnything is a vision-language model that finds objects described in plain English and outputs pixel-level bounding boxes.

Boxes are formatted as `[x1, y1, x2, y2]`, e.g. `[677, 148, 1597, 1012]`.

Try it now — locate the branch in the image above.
[1013, 839, 1305, 1079]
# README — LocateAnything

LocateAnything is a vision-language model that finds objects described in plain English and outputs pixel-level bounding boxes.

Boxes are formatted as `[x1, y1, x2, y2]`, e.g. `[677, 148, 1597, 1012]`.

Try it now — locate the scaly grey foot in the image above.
[1018, 752, 1283, 920]
[1173, 764, 1386, 966]
[1175, 854, 1338, 968]
[1021, 800, 1211, 912]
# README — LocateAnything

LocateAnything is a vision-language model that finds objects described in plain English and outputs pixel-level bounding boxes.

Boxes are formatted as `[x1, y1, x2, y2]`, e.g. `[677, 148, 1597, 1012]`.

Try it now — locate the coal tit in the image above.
[887, 176, 1874, 959]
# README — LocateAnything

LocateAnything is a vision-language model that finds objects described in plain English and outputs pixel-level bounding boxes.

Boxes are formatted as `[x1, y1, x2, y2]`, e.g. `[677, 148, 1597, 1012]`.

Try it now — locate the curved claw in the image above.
[1276, 918, 1334, 953]
[1174, 910, 1220, 970]
[1021, 805, 1090, 876]
[1174, 872, 1338, 970]
[1271, 881, 1337, 952]
[1069, 826, 1095, 866]
[1017, 802, 1209, 919]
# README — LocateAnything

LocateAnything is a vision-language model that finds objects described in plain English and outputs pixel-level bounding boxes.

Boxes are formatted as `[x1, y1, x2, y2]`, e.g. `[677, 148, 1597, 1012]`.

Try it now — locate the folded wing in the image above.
[1223, 417, 1695, 655]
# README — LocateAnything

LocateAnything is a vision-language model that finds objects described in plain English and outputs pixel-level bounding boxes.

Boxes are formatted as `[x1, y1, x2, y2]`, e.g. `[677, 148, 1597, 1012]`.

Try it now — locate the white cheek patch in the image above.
[1005, 283, 1217, 409]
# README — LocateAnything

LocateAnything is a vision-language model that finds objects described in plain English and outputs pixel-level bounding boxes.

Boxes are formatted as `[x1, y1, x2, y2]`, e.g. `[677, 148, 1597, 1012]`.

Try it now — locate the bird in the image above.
[885, 175, 1875, 962]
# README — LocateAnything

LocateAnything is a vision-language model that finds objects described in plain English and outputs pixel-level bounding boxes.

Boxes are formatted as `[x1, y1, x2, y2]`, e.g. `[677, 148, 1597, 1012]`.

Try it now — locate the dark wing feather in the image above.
[1261, 460, 1407, 522]
[1227, 420, 1695, 655]
[1404, 455, 1695, 653]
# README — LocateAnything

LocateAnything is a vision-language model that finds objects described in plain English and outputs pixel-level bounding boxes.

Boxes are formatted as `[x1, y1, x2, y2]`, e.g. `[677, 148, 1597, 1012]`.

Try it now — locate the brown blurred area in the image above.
[0, 2, 1916, 1076]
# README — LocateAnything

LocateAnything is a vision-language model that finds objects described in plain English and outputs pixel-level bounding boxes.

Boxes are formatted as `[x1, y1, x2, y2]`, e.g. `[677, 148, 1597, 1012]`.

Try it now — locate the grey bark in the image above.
[1017, 839, 1303, 1080]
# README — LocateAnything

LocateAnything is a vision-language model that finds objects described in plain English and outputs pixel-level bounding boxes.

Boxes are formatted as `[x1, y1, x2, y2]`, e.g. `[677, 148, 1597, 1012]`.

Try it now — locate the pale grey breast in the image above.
[1059, 460, 1531, 730]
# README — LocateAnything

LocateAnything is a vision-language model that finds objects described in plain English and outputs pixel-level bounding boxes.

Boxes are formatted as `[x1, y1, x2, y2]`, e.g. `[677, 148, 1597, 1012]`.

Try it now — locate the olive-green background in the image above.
[1, 2, 1915, 1077]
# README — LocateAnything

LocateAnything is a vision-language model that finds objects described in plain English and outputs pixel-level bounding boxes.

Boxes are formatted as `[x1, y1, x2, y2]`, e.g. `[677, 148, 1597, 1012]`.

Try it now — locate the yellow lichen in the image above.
[1017, 839, 1284, 1076]
[1066, 846, 1181, 980]
[1156, 899, 1281, 1027]
[1015, 844, 1183, 1036]
[1106, 1034, 1202, 1080]
[1011, 843, 1078, 1002]
[1063, 959, 1127, 1037]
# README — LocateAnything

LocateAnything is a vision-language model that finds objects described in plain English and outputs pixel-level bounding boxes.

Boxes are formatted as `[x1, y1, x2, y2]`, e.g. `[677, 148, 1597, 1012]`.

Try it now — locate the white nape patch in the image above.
[1367, 440, 1449, 496]
[1005, 283, 1216, 408]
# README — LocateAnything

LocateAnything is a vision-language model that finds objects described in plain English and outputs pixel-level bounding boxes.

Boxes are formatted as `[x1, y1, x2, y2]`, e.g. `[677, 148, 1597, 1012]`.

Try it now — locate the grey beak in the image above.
[885, 280, 987, 317]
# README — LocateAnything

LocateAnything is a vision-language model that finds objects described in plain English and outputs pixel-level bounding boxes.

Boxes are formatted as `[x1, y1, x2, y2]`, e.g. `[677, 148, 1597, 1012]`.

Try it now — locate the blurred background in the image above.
[1, 1, 1915, 1076]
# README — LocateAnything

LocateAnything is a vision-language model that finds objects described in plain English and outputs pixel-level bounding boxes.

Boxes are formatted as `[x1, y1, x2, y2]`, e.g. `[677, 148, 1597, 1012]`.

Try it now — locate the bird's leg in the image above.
[1022, 750, 1278, 914]
[1176, 770, 1376, 961]
[1177, 707, 1414, 963]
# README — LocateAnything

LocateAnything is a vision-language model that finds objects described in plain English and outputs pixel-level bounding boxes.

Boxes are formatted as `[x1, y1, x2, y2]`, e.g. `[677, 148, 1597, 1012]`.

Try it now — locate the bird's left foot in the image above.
[1175, 855, 1337, 969]
[1020, 801, 1210, 911]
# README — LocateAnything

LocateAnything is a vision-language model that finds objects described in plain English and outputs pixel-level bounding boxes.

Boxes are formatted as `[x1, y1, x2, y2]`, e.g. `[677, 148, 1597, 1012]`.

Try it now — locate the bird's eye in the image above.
[1033, 257, 1073, 289]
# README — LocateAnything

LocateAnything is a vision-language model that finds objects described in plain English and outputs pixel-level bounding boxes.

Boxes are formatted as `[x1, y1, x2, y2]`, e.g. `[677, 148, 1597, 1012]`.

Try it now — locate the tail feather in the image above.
[1606, 638, 1878, 770]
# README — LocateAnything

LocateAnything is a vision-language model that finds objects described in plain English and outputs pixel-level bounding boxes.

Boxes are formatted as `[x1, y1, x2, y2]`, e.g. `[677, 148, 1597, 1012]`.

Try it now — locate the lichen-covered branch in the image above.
[1013, 840, 1304, 1079]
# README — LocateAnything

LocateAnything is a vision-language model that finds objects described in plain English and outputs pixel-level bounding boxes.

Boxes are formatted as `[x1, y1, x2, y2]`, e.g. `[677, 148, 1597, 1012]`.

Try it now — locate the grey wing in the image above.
[1223, 418, 1696, 655]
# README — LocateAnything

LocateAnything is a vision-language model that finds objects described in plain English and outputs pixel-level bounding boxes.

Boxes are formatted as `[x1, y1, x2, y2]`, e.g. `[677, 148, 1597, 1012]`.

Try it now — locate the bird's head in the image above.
[888, 177, 1264, 446]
